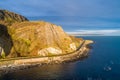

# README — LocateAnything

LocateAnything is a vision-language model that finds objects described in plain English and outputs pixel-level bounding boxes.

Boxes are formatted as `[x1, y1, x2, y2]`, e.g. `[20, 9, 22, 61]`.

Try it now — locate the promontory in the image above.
[0, 10, 93, 74]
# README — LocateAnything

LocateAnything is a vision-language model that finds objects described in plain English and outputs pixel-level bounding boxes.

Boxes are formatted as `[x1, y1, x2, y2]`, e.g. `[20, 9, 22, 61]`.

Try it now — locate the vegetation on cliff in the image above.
[0, 9, 28, 58]
[0, 10, 84, 58]
[8, 21, 83, 57]
[0, 10, 28, 26]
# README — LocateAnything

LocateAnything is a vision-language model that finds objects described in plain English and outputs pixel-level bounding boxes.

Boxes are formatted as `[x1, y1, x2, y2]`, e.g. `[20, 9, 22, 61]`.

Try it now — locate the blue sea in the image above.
[1, 17, 120, 80]
[2, 36, 120, 80]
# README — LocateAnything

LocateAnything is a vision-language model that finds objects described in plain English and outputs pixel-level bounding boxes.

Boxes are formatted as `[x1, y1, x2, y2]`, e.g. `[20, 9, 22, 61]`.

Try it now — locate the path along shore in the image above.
[0, 40, 93, 75]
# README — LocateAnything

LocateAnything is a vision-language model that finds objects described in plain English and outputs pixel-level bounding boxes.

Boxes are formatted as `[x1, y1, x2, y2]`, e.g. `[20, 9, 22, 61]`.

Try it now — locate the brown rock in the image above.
[8, 21, 83, 57]
[0, 9, 28, 26]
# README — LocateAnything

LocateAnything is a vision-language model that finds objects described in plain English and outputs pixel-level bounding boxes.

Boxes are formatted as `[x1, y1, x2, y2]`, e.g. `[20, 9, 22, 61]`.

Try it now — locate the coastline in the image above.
[0, 40, 93, 75]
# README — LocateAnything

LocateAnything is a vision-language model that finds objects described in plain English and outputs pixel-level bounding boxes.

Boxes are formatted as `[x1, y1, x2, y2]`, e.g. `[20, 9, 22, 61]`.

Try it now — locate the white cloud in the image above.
[67, 29, 120, 36]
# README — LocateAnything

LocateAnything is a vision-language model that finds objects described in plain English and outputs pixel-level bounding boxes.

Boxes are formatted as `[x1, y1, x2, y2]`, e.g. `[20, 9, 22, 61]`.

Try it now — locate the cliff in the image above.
[0, 10, 84, 58]
[0, 10, 94, 75]
[0, 10, 28, 58]
[1, 21, 84, 57]
[8, 21, 83, 57]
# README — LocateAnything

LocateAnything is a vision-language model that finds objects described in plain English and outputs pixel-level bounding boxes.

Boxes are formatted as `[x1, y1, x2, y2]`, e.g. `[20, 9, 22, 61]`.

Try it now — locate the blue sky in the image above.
[0, 0, 120, 17]
[0, 0, 120, 35]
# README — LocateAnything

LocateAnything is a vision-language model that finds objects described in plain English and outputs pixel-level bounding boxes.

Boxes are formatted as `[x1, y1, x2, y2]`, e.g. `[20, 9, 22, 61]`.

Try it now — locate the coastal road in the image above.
[0, 40, 86, 62]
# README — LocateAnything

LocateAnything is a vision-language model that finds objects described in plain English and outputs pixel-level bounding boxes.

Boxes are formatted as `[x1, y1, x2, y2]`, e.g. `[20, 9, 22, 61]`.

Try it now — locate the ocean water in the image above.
[1, 36, 120, 80]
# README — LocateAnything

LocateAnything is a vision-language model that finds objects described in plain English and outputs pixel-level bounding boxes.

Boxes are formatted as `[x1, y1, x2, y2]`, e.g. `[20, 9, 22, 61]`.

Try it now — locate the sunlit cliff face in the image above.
[8, 21, 82, 57]
[0, 10, 83, 58]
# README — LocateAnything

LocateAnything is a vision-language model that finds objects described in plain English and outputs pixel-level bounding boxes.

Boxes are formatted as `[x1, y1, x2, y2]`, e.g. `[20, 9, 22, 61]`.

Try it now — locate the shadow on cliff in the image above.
[0, 24, 13, 56]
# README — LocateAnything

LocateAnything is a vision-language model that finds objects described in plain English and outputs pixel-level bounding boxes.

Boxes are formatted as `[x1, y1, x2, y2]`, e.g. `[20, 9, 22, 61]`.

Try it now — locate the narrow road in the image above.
[76, 40, 85, 51]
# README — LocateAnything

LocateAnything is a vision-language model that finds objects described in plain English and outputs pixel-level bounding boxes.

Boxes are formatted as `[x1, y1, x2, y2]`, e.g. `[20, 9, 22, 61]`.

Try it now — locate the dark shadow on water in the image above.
[0, 40, 93, 80]
[86, 45, 93, 49]
[0, 55, 90, 80]
[0, 24, 13, 56]
[0, 34, 93, 80]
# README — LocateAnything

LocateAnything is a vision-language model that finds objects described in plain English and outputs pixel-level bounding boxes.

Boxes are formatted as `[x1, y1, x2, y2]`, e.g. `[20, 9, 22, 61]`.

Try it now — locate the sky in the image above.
[0, 0, 120, 35]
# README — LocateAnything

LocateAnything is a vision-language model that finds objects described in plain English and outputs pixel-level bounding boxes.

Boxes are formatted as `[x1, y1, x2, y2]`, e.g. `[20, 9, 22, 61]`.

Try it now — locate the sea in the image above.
[1, 17, 120, 80]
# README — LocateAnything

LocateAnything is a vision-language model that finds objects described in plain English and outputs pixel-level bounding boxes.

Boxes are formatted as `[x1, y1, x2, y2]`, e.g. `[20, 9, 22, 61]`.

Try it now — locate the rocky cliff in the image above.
[8, 21, 83, 57]
[0, 10, 28, 58]
[0, 10, 83, 58]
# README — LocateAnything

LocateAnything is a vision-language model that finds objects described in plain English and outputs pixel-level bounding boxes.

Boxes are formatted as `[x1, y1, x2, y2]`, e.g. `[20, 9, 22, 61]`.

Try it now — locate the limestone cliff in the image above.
[0, 10, 84, 58]
[8, 21, 83, 57]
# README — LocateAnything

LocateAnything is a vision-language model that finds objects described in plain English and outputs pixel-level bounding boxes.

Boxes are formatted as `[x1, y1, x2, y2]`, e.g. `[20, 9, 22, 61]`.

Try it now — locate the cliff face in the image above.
[0, 10, 28, 58]
[8, 21, 83, 57]
[0, 10, 83, 58]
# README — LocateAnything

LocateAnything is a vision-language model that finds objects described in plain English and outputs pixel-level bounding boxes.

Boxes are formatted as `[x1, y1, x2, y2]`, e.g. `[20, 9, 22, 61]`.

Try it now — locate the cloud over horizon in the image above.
[67, 29, 120, 36]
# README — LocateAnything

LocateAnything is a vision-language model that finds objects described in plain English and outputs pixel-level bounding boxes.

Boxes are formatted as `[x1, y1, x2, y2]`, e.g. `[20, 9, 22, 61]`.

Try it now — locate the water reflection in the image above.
[3, 63, 83, 80]
[2, 36, 120, 80]
[1, 50, 89, 80]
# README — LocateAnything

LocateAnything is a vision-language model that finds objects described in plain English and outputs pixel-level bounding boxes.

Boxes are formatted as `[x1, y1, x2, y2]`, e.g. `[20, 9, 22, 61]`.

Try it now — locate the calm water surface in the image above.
[1, 36, 120, 80]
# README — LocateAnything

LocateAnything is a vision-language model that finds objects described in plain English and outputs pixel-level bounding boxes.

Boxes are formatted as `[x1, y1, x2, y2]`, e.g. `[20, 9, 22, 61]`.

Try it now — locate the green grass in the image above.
[0, 50, 6, 59]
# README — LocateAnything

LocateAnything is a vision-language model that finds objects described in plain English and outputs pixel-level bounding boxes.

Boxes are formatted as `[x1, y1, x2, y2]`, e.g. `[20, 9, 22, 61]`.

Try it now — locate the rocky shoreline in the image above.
[0, 40, 93, 75]
[0, 10, 94, 77]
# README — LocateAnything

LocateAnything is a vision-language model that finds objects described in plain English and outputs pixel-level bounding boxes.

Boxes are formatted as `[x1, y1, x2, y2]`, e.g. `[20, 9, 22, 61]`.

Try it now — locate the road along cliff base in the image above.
[0, 9, 93, 75]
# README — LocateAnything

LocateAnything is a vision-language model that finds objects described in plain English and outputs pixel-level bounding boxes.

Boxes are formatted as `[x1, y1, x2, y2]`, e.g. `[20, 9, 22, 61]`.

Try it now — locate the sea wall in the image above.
[0, 40, 93, 75]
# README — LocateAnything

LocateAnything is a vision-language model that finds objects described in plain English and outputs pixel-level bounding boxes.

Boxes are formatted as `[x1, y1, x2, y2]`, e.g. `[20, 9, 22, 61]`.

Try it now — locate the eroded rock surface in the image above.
[8, 21, 83, 57]
[0, 9, 84, 58]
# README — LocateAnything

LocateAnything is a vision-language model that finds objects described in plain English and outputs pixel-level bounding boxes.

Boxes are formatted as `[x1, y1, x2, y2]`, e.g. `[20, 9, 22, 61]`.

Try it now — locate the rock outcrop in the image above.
[0, 9, 28, 58]
[0, 10, 28, 26]
[8, 21, 83, 57]
[0, 24, 13, 58]
[0, 9, 84, 58]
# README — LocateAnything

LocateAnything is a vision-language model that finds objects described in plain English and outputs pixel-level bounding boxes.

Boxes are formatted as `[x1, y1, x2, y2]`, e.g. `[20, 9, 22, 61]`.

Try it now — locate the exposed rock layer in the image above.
[0, 9, 84, 58]
[8, 21, 83, 57]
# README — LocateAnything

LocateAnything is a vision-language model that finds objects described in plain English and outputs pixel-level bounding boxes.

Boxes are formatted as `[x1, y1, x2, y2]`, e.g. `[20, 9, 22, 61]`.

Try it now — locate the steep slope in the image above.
[0, 10, 28, 26]
[0, 10, 28, 58]
[8, 21, 83, 57]
[0, 9, 84, 58]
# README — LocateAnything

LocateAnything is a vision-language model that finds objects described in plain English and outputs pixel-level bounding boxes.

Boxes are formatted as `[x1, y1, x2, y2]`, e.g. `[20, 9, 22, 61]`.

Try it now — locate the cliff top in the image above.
[0, 9, 28, 26]
[0, 9, 85, 58]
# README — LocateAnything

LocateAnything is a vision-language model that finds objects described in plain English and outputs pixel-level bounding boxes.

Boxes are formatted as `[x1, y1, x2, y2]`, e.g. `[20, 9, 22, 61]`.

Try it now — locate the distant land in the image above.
[67, 33, 104, 36]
